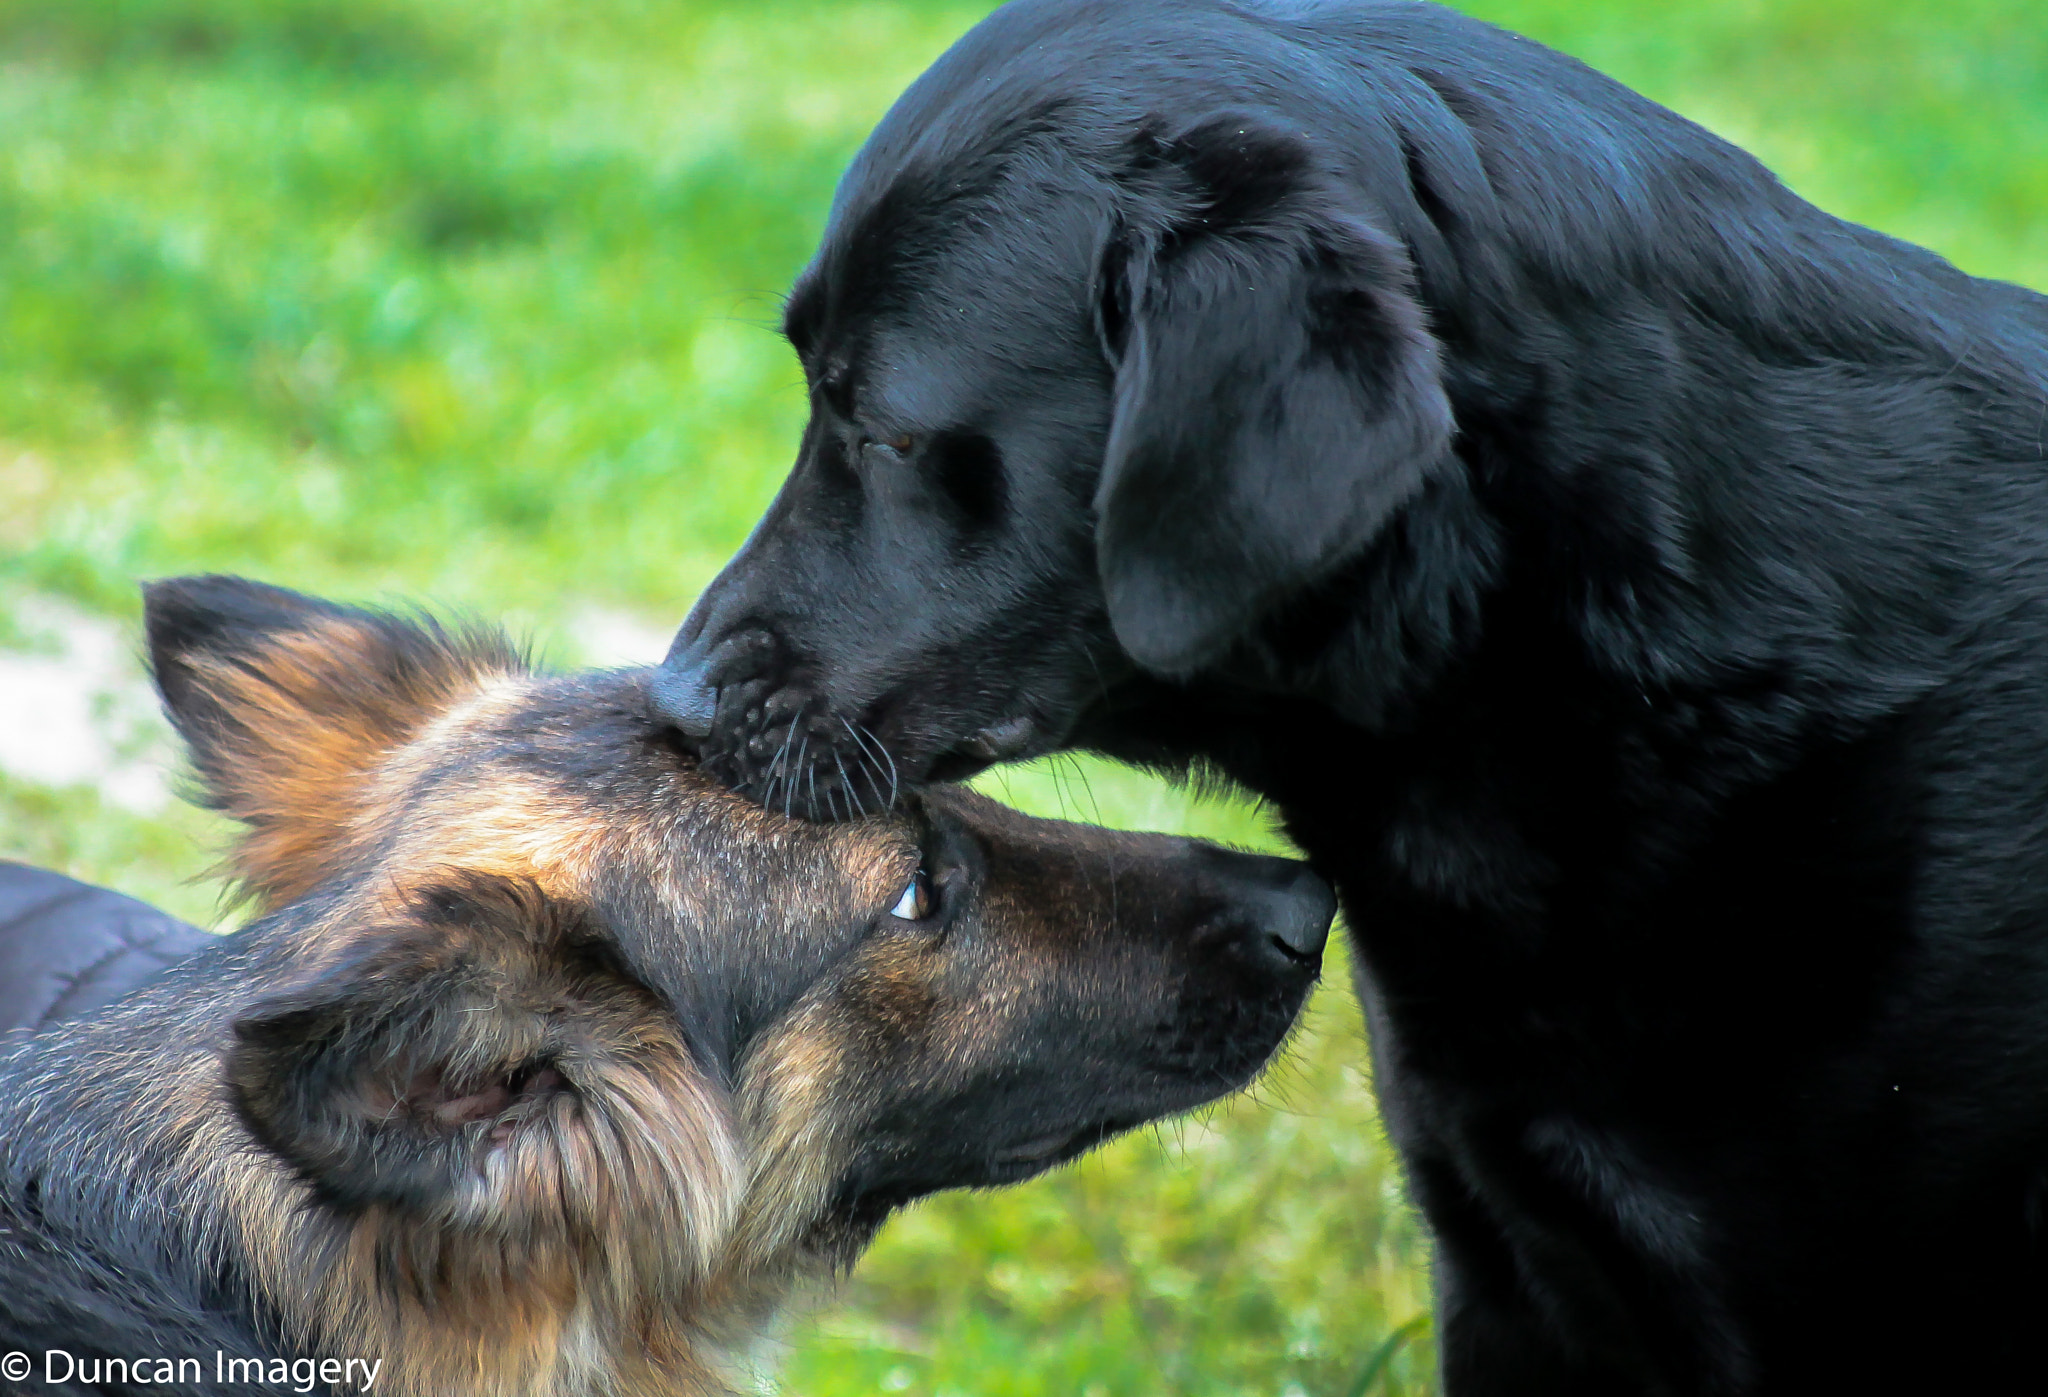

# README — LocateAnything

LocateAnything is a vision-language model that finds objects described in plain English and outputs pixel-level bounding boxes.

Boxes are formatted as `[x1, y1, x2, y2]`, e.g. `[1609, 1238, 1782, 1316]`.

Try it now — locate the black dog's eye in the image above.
[862, 432, 916, 461]
[889, 867, 934, 920]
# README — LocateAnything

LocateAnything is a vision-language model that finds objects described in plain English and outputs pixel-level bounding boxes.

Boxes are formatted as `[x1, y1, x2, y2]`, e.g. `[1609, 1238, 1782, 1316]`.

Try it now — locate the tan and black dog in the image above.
[0, 575, 1331, 1397]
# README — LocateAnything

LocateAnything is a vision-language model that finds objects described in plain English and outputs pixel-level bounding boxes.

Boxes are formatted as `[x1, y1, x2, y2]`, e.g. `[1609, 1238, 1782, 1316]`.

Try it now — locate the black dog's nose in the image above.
[650, 633, 719, 740]
[1199, 847, 1335, 968]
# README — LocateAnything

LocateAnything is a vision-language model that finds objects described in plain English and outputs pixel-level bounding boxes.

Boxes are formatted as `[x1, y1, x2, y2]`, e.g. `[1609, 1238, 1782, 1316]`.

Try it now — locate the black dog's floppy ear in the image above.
[228, 874, 742, 1275]
[1095, 115, 1454, 676]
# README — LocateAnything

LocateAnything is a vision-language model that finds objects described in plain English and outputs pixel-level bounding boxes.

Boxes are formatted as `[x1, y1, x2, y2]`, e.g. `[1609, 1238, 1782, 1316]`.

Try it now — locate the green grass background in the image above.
[1, 1, 2041, 1392]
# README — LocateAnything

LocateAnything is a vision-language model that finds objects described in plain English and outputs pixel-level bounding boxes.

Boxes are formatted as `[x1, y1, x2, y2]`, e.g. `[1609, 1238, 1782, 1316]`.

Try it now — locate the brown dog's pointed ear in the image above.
[229, 875, 742, 1280]
[144, 575, 526, 907]
[1094, 115, 1454, 676]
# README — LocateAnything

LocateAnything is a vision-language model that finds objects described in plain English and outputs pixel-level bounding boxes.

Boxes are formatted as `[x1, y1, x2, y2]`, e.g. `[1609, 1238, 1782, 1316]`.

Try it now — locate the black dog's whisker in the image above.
[1082, 644, 1113, 711]
[856, 721, 899, 810]
[785, 734, 809, 822]
[840, 718, 891, 812]
[761, 713, 802, 811]
[1062, 752, 1103, 826]
[830, 748, 857, 819]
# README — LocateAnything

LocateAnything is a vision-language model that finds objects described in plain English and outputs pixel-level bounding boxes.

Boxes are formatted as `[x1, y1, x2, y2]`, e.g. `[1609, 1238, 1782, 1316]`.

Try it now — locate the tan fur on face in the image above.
[376, 772, 610, 907]
[731, 1000, 859, 1262]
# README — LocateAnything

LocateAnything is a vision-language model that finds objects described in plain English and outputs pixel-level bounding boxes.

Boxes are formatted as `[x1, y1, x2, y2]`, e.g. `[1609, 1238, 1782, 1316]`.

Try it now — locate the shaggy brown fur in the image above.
[0, 576, 1331, 1397]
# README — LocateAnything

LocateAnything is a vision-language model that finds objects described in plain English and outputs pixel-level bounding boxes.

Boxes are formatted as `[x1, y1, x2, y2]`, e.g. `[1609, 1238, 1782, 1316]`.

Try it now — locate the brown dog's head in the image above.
[138, 574, 1330, 1392]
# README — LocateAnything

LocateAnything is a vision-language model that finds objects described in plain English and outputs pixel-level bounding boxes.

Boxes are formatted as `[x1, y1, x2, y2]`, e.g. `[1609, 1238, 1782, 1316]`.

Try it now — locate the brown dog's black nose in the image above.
[651, 635, 719, 740]
[1199, 847, 1335, 969]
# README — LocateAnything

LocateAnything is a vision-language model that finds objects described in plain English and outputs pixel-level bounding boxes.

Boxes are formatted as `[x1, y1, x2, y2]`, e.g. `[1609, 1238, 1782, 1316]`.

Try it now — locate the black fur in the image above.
[652, 1, 2048, 1391]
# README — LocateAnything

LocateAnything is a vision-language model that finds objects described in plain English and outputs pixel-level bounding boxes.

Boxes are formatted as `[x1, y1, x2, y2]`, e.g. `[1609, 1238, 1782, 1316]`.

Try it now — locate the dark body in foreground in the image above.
[0, 862, 210, 1033]
[0, 576, 1327, 1396]
[650, 0, 2048, 1391]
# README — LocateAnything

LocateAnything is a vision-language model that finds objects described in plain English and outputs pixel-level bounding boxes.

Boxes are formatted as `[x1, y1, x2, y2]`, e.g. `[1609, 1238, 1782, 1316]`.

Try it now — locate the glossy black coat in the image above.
[655, 1, 2048, 1390]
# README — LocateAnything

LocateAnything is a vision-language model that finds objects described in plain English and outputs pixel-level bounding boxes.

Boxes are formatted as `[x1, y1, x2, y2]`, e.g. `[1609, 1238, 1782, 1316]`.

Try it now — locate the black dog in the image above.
[650, 0, 2048, 1391]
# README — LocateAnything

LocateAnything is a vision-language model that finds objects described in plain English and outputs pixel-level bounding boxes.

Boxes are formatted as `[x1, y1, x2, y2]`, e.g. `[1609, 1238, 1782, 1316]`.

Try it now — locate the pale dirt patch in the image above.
[567, 607, 675, 668]
[0, 592, 174, 812]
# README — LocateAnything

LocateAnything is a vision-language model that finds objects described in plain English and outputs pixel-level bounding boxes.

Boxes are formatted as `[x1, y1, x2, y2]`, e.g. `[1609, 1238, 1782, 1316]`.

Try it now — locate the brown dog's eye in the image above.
[889, 868, 934, 920]
[864, 432, 916, 458]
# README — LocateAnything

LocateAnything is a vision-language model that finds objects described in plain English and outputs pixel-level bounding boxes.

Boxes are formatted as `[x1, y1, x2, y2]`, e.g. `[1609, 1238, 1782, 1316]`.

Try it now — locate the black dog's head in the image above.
[653, 0, 1468, 817]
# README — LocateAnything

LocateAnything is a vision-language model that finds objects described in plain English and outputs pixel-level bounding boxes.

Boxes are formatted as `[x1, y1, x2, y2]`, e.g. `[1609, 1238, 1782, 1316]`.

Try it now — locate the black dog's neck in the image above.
[1081, 409, 1950, 957]
[1213, 468, 1504, 732]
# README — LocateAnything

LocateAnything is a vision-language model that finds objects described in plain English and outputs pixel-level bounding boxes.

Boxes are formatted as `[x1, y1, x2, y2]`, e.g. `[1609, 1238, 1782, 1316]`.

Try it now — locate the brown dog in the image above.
[0, 575, 1331, 1397]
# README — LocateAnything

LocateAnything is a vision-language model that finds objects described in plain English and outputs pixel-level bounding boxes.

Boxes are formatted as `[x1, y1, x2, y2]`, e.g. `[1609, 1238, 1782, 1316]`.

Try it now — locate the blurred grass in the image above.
[0, 0, 2041, 1392]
